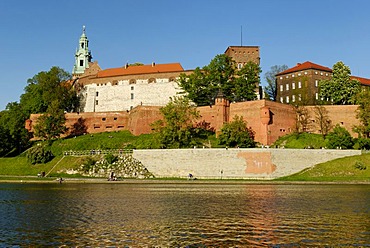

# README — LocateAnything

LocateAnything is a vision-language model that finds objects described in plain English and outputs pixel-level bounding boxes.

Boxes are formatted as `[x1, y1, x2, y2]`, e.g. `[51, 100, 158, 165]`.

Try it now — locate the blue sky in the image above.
[1, 0, 370, 110]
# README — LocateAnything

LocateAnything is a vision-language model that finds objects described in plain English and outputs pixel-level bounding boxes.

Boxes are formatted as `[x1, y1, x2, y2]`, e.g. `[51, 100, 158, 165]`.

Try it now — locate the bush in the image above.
[326, 125, 354, 149]
[104, 154, 118, 164]
[354, 161, 367, 170]
[218, 115, 255, 148]
[26, 143, 54, 164]
[80, 157, 97, 173]
[357, 138, 370, 150]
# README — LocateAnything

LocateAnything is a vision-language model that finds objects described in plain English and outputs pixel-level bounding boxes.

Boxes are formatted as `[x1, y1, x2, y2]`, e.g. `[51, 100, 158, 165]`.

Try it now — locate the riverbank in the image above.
[1, 176, 369, 185]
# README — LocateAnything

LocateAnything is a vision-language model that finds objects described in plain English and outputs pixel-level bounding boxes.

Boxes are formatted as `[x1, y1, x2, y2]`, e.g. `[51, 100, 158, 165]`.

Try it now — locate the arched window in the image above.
[129, 79, 136, 85]
[148, 78, 156, 84]
[169, 77, 176, 82]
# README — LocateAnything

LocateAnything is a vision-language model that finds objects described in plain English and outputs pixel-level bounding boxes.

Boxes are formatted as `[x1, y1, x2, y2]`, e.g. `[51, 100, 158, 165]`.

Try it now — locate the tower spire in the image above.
[72, 25, 92, 77]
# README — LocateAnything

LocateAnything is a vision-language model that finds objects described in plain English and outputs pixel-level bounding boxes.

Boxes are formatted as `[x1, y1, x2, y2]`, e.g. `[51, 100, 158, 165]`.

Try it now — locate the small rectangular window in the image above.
[80, 60, 84, 66]
[280, 97, 283, 103]
[286, 96, 289, 103]
[95, 100, 98, 105]
[292, 82, 295, 89]
[286, 84, 289, 91]
[280, 85, 284, 92]
[131, 86, 134, 90]
[298, 82, 302, 88]
[315, 80, 318, 87]
[292, 95, 295, 102]
[131, 93, 134, 100]
[315, 93, 319, 100]
[96, 92, 99, 97]
[298, 94, 302, 101]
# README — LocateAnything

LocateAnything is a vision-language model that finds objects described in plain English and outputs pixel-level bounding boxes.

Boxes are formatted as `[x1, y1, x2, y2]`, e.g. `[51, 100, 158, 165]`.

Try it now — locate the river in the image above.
[0, 183, 369, 247]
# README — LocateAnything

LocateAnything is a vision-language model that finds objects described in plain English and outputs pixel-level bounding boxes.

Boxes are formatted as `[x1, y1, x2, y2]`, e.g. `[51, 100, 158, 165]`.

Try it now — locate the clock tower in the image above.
[72, 26, 92, 77]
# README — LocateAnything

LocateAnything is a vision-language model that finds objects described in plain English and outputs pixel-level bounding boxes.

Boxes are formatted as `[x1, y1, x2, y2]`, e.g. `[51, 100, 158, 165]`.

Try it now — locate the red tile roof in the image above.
[351, 75, 370, 86]
[276, 61, 332, 76]
[97, 63, 184, 78]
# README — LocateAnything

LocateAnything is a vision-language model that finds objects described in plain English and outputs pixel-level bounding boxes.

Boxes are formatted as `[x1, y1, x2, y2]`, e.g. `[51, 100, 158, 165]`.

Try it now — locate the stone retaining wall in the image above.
[133, 148, 361, 179]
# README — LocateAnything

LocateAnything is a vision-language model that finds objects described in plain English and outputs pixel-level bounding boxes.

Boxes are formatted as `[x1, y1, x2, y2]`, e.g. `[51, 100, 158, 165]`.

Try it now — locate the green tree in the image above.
[293, 104, 311, 133]
[319, 61, 361, 105]
[152, 97, 212, 148]
[33, 101, 68, 141]
[326, 124, 354, 149]
[178, 54, 260, 106]
[20, 66, 79, 114]
[264, 65, 288, 101]
[353, 89, 370, 138]
[218, 115, 256, 148]
[0, 102, 30, 156]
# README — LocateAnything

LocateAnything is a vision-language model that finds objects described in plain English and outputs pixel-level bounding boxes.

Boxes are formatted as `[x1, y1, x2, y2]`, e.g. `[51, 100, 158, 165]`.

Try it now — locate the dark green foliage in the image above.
[26, 144, 54, 164]
[264, 65, 288, 101]
[353, 89, 370, 138]
[104, 154, 118, 164]
[80, 157, 97, 173]
[152, 97, 215, 148]
[354, 161, 367, 170]
[218, 115, 255, 148]
[326, 125, 354, 149]
[357, 138, 370, 150]
[33, 101, 68, 140]
[178, 54, 260, 106]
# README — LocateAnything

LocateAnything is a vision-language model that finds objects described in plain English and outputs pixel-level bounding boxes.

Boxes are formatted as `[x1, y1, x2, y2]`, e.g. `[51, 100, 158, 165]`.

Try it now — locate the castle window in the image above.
[102, 118, 106, 121]
[286, 96, 289, 103]
[95, 100, 98, 105]
[298, 94, 302, 101]
[80, 60, 84, 66]
[280, 97, 283, 103]
[114, 117, 117, 121]
[286, 84, 289, 91]
[280, 85, 283, 92]
[315, 93, 319, 100]
[169, 77, 176, 82]
[148, 78, 156, 84]
[130, 106, 133, 110]
[315, 80, 318, 87]
[129, 79, 136, 84]
[292, 95, 296, 102]
[298, 73, 301, 76]
[238, 63, 243, 69]
[292, 82, 295, 89]
[304, 72, 308, 75]
[280, 77, 283, 80]
[81, 42, 84, 48]
[112, 80, 118, 86]
[131, 93, 134, 100]
[298, 81, 302, 88]
[96, 92, 99, 97]
[131, 86, 134, 90]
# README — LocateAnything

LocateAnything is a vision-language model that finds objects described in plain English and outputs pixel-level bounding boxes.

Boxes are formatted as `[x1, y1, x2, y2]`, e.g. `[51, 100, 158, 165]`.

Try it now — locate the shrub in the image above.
[357, 138, 370, 150]
[80, 157, 97, 173]
[326, 125, 354, 149]
[104, 154, 118, 164]
[218, 115, 255, 148]
[26, 143, 54, 164]
[354, 161, 367, 170]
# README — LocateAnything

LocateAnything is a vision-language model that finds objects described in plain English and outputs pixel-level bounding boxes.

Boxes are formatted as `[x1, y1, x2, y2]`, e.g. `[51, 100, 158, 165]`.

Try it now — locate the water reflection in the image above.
[0, 183, 369, 247]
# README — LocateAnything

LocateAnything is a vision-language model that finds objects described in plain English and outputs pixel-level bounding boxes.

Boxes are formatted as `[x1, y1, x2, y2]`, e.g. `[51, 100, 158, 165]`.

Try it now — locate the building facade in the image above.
[276, 61, 370, 105]
[276, 61, 332, 105]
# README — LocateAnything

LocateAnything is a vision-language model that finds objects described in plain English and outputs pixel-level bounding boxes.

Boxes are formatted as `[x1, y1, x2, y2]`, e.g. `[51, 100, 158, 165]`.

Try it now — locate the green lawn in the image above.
[276, 153, 370, 182]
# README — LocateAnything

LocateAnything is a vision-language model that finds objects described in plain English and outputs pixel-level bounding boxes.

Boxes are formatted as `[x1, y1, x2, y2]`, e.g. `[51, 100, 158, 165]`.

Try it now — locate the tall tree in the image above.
[33, 101, 68, 141]
[264, 65, 288, 101]
[314, 105, 332, 138]
[353, 89, 370, 138]
[20, 66, 79, 115]
[151, 97, 201, 148]
[319, 61, 361, 105]
[178, 54, 260, 106]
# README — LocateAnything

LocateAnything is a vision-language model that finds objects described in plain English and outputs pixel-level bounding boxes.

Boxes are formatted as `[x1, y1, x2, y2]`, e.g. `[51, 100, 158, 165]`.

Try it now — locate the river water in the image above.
[0, 183, 369, 247]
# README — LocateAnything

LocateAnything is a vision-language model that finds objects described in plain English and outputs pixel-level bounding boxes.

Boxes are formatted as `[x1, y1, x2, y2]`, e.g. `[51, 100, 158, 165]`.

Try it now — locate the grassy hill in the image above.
[272, 133, 327, 149]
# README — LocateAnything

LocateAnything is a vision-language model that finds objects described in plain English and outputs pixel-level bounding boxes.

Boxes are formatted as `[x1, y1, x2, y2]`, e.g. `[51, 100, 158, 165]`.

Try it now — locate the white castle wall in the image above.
[82, 78, 182, 112]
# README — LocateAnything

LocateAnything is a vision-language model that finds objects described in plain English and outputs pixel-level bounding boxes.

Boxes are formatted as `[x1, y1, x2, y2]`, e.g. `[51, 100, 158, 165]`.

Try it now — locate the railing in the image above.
[63, 149, 133, 156]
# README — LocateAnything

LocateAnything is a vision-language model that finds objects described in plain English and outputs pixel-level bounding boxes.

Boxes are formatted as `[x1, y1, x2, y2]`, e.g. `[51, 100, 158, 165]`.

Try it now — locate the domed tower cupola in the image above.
[72, 26, 92, 77]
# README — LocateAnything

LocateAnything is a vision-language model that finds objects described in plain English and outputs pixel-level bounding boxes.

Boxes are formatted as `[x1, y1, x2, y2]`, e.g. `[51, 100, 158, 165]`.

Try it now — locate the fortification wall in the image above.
[133, 148, 361, 179]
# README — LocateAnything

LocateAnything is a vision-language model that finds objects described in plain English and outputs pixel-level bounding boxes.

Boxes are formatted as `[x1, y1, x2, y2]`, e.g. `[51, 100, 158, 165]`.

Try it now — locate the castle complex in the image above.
[25, 27, 367, 145]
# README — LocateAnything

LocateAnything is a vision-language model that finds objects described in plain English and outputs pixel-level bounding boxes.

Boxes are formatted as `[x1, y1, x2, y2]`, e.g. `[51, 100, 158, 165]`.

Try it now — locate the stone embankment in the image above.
[133, 148, 361, 179]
